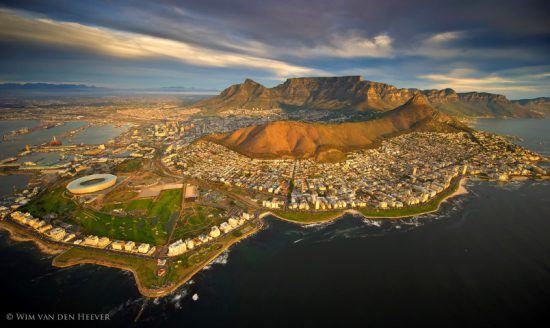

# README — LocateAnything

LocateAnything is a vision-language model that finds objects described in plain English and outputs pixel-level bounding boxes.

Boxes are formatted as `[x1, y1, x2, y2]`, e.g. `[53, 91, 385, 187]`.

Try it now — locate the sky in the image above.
[0, 0, 548, 99]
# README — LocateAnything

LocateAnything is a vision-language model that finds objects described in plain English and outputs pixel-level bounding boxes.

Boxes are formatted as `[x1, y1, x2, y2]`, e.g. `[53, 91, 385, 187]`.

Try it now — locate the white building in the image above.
[168, 239, 187, 256]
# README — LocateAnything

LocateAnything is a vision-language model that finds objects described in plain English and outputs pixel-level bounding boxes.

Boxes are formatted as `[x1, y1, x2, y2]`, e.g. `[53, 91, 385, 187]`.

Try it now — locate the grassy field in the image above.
[53, 247, 164, 289]
[24, 187, 182, 246]
[272, 209, 343, 223]
[79, 189, 182, 245]
[127, 198, 153, 211]
[101, 198, 153, 213]
[114, 158, 143, 173]
[72, 209, 167, 245]
[172, 204, 224, 240]
[53, 224, 253, 292]
[22, 187, 76, 218]
[149, 189, 181, 222]
[53, 221, 263, 297]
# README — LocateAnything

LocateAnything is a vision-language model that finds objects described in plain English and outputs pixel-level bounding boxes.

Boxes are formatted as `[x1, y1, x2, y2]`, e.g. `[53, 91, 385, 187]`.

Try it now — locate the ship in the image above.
[50, 136, 62, 146]
[0, 157, 17, 164]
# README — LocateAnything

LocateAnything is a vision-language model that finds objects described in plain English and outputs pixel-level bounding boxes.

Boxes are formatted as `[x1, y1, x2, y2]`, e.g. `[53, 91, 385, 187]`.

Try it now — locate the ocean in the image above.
[0, 118, 549, 327]
[0, 120, 129, 196]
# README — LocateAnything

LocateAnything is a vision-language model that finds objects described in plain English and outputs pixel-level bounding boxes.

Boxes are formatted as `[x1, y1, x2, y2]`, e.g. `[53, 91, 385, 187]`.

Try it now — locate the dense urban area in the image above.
[0, 95, 548, 296]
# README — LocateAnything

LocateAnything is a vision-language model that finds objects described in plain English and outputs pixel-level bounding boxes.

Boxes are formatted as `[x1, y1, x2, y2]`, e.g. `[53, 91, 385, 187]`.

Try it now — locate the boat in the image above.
[0, 157, 17, 164]
[50, 136, 62, 146]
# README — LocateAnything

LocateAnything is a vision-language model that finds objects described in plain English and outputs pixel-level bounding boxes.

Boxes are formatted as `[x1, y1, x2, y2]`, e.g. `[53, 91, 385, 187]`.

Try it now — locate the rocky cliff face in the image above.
[446, 92, 533, 117]
[201, 78, 277, 110]
[422, 88, 459, 104]
[194, 76, 542, 118]
[206, 94, 467, 162]
[512, 97, 550, 115]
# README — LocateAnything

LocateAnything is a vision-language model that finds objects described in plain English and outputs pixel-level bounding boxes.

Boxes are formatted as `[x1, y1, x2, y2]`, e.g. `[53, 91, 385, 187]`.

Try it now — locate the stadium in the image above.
[66, 174, 118, 194]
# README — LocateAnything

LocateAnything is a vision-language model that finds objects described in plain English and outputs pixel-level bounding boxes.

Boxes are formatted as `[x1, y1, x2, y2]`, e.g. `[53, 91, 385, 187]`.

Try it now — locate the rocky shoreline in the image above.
[2, 174, 547, 298]
[0, 220, 68, 255]
[52, 220, 265, 298]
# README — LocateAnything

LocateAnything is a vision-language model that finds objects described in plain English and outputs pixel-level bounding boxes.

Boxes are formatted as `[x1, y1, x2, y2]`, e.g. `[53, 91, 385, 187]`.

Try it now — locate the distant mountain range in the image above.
[194, 76, 549, 118]
[0, 83, 217, 95]
[207, 94, 468, 162]
[0, 83, 107, 92]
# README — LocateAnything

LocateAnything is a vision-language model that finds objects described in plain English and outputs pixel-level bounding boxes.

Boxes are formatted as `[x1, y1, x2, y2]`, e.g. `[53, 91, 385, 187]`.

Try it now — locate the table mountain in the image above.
[194, 76, 542, 118]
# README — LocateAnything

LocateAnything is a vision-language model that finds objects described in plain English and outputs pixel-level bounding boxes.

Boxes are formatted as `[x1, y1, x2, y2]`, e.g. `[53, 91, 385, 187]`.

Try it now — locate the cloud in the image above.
[418, 68, 539, 93]
[423, 31, 466, 45]
[408, 30, 542, 61]
[528, 72, 550, 79]
[0, 9, 318, 77]
[283, 33, 393, 58]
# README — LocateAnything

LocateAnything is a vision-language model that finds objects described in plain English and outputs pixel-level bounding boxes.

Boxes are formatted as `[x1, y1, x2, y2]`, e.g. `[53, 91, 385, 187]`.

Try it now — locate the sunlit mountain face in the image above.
[0, 0, 548, 99]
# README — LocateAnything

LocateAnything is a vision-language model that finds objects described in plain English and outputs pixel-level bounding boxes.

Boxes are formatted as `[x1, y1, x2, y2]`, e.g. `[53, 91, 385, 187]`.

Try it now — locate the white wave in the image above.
[107, 297, 143, 317]
[212, 250, 229, 265]
[171, 288, 189, 303]
[303, 221, 333, 230]
[362, 219, 382, 227]
[495, 181, 524, 191]
[314, 225, 367, 242]
[203, 250, 230, 271]
[530, 180, 549, 187]
[401, 218, 422, 227]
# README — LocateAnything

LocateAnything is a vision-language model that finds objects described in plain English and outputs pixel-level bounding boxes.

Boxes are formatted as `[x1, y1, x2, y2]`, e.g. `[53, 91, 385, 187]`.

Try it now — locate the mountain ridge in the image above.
[511, 97, 550, 116]
[194, 76, 545, 118]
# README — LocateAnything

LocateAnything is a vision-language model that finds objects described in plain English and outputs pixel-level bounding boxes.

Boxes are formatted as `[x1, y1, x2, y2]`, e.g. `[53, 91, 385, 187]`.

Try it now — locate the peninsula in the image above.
[0, 77, 548, 298]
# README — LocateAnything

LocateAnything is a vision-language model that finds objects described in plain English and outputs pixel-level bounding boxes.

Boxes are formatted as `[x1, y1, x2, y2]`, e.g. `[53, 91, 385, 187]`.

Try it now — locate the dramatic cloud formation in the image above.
[285, 33, 393, 58]
[0, 10, 317, 78]
[419, 68, 547, 94]
[0, 0, 548, 97]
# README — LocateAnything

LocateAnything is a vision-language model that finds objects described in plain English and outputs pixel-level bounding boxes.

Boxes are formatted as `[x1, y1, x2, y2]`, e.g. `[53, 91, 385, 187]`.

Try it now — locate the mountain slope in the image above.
[206, 94, 467, 162]
[512, 97, 550, 116]
[194, 76, 541, 118]
[195, 79, 278, 110]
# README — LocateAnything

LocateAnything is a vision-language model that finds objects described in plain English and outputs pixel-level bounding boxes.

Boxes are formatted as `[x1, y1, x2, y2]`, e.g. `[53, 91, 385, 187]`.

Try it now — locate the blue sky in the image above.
[0, 0, 548, 98]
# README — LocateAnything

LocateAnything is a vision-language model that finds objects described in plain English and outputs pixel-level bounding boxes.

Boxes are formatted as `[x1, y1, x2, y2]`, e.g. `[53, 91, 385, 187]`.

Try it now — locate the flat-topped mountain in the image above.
[206, 94, 468, 162]
[194, 76, 543, 118]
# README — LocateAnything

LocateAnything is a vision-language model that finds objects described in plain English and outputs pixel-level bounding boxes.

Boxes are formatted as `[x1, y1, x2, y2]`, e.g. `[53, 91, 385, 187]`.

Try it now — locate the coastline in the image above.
[145, 221, 264, 297]
[265, 177, 469, 224]
[0, 220, 68, 255]
[357, 176, 469, 220]
[262, 210, 346, 226]
[52, 254, 154, 295]
[2, 175, 544, 298]
[52, 220, 265, 298]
